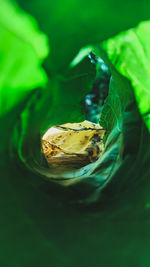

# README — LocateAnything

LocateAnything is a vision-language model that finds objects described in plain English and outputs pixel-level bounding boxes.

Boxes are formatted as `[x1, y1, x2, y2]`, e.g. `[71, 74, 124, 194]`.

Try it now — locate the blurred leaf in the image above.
[103, 20, 150, 132]
[0, 0, 49, 116]
[18, 0, 150, 71]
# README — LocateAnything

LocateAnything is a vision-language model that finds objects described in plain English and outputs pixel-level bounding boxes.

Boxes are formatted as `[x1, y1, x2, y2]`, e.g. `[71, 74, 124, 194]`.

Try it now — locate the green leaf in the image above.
[102, 20, 150, 132]
[18, 0, 150, 71]
[9, 14, 150, 206]
[100, 76, 122, 137]
[11, 54, 96, 168]
[69, 46, 93, 68]
[0, 0, 49, 116]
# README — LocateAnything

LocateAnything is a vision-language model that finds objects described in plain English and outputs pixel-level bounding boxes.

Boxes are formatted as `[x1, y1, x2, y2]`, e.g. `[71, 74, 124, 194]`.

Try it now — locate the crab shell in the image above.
[42, 120, 105, 170]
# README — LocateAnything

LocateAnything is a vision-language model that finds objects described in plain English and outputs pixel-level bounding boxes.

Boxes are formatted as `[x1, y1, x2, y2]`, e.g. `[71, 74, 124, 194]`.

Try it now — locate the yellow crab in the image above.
[42, 120, 105, 170]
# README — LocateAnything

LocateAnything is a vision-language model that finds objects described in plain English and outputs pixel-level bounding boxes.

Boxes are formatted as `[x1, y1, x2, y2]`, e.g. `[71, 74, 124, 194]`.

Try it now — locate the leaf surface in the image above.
[0, 0, 49, 115]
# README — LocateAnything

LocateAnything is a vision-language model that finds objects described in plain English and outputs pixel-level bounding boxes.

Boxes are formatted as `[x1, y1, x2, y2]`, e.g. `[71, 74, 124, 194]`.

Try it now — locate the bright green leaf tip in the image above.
[69, 45, 93, 67]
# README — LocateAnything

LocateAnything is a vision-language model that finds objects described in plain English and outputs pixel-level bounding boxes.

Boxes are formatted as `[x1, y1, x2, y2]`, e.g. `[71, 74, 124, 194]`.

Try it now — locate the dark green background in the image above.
[1, 0, 150, 266]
